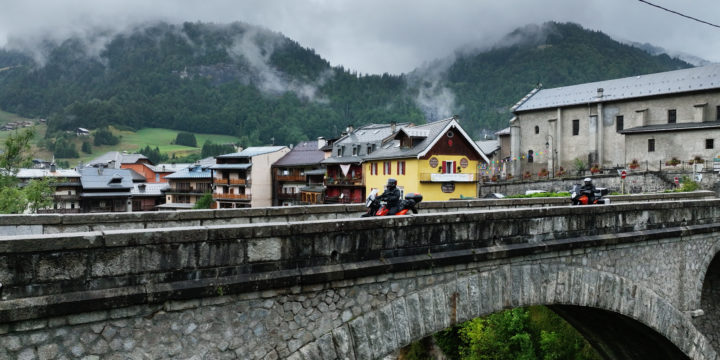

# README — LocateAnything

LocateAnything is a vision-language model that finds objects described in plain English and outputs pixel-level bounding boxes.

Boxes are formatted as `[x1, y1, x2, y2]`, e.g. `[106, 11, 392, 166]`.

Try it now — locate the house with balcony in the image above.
[159, 164, 213, 210]
[131, 183, 169, 211]
[16, 166, 82, 214]
[272, 139, 327, 206]
[211, 146, 289, 208]
[321, 123, 408, 204]
[363, 117, 489, 201]
[78, 167, 134, 213]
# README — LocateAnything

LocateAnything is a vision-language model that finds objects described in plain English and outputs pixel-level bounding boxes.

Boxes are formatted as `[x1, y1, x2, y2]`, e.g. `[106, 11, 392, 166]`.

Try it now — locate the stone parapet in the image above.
[0, 191, 713, 235]
[1, 198, 720, 325]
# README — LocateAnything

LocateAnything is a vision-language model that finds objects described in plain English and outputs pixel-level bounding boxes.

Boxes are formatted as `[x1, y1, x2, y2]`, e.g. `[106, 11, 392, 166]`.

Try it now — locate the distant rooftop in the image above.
[16, 168, 80, 179]
[217, 146, 287, 158]
[274, 140, 326, 167]
[513, 64, 720, 112]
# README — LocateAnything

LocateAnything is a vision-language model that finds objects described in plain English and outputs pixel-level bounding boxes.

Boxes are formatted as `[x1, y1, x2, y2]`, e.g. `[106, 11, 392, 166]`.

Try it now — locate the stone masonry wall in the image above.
[1, 232, 717, 360]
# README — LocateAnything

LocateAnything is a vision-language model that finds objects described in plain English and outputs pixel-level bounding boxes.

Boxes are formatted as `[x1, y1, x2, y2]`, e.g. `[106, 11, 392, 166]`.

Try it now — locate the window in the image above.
[352, 146, 357, 156]
[373, 163, 378, 175]
[572, 119, 579, 136]
[717, 106, 720, 121]
[383, 161, 391, 175]
[707, 139, 714, 149]
[616, 115, 624, 132]
[442, 160, 456, 174]
[534, 126, 539, 134]
[367, 145, 372, 154]
[668, 109, 676, 124]
[648, 139, 655, 152]
[336, 148, 341, 157]
[527, 150, 534, 163]
[396, 161, 405, 175]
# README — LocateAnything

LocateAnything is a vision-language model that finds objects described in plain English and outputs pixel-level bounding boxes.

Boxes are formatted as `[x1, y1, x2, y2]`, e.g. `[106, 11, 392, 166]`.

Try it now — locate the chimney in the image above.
[346, 124, 354, 134]
[597, 88, 604, 99]
[390, 121, 396, 133]
[50, 163, 56, 172]
[139, 184, 146, 192]
[317, 137, 326, 150]
[98, 167, 103, 175]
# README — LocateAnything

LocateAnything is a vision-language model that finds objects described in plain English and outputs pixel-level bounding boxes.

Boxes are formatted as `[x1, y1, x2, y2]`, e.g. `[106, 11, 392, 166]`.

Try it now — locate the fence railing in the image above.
[482, 158, 713, 183]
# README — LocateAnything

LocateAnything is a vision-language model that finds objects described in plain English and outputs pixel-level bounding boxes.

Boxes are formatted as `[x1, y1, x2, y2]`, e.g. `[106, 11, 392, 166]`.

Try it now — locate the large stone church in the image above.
[508, 64, 720, 177]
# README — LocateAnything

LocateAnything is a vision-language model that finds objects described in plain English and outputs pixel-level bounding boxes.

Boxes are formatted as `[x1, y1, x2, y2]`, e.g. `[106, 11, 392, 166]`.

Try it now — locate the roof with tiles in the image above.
[164, 164, 212, 179]
[78, 167, 134, 190]
[273, 140, 326, 167]
[513, 64, 720, 112]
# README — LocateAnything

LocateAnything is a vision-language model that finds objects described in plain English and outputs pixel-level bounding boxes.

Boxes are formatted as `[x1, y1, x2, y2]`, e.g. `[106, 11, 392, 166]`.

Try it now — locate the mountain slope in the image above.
[421, 22, 691, 132]
[0, 21, 693, 146]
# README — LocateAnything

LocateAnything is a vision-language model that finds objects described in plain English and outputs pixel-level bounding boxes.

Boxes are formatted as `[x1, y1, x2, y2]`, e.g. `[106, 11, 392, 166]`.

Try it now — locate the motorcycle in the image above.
[361, 189, 423, 217]
[570, 184, 610, 205]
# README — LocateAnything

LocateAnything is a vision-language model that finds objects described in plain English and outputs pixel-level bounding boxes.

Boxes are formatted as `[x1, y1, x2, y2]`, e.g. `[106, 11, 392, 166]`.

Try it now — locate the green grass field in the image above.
[72, 127, 242, 163]
[0, 107, 242, 165]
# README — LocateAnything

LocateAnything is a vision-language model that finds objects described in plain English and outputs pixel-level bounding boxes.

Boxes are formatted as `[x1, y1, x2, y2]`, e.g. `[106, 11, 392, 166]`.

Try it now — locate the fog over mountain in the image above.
[0, 0, 718, 75]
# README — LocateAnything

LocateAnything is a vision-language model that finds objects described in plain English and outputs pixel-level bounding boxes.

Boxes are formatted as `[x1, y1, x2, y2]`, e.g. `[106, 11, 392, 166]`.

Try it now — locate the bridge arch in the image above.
[293, 264, 715, 360]
[695, 240, 720, 353]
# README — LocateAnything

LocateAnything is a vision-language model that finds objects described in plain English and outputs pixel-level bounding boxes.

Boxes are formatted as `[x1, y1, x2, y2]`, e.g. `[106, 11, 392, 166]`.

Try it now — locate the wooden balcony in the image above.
[214, 178, 247, 185]
[325, 177, 364, 187]
[213, 193, 251, 200]
[277, 174, 306, 182]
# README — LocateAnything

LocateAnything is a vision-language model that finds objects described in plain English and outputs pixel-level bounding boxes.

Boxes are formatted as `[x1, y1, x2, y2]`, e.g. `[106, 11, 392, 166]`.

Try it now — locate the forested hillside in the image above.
[0, 21, 692, 146]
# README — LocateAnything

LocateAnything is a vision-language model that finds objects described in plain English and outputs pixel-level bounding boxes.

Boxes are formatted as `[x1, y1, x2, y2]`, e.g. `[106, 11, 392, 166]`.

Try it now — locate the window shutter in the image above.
[453, 161, 457, 173]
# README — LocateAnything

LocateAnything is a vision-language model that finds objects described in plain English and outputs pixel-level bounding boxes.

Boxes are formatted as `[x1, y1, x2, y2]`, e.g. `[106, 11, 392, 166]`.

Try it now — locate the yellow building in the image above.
[363, 117, 489, 201]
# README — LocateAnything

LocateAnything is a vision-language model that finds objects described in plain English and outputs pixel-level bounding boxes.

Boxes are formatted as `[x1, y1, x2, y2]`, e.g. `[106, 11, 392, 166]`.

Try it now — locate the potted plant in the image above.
[538, 168, 549, 177]
[555, 166, 566, 177]
[523, 171, 532, 179]
[690, 156, 704, 165]
[628, 159, 640, 170]
[590, 164, 600, 174]
[665, 157, 680, 166]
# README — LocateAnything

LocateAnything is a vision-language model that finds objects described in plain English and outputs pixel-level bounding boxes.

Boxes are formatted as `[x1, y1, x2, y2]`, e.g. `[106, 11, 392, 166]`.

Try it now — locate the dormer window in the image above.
[108, 174, 123, 185]
[352, 146, 357, 156]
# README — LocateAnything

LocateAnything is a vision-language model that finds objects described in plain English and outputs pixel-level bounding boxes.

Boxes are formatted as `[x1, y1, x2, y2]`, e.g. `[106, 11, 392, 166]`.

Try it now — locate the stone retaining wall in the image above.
[478, 171, 720, 196]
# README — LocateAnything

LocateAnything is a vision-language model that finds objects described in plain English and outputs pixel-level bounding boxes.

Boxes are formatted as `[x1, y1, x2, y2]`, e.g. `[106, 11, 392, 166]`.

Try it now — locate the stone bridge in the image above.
[0, 192, 719, 359]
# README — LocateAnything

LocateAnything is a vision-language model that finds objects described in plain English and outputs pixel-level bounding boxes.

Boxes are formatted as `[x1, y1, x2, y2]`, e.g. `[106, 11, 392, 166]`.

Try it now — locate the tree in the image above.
[93, 127, 119, 146]
[193, 192, 214, 209]
[175, 132, 197, 147]
[24, 177, 56, 213]
[0, 186, 27, 214]
[81, 140, 92, 154]
[0, 128, 34, 175]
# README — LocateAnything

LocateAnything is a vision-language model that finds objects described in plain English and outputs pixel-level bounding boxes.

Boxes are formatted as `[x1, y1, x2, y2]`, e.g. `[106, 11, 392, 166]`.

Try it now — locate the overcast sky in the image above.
[1, 0, 719, 74]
